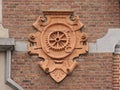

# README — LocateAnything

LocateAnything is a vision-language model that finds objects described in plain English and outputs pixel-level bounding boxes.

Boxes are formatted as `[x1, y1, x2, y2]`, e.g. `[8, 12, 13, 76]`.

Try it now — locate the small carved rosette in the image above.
[28, 11, 88, 83]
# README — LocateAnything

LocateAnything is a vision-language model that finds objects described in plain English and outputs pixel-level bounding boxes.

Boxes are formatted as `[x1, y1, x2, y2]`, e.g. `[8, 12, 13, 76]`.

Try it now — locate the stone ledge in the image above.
[0, 38, 15, 51]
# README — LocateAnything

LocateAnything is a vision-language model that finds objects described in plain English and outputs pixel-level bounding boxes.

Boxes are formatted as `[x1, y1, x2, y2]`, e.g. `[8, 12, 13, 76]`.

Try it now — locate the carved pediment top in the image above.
[43, 10, 74, 15]
[33, 10, 83, 32]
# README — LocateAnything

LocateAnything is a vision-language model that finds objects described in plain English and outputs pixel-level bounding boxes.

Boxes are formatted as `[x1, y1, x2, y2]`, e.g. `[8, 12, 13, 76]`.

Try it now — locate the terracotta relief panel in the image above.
[28, 11, 88, 83]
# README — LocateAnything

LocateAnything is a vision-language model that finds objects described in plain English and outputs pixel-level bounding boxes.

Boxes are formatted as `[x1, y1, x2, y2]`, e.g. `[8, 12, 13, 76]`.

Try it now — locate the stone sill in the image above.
[0, 38, 15, 51]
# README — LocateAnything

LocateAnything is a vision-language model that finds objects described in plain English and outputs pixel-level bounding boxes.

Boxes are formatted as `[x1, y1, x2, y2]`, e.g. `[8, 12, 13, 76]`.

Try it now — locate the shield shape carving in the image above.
[28, 10, 88, 83]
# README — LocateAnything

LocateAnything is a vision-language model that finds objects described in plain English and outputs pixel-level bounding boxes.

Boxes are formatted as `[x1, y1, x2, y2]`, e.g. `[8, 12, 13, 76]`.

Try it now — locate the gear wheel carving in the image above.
[28, 10, 88, 83]
[47, 31, 69, 50]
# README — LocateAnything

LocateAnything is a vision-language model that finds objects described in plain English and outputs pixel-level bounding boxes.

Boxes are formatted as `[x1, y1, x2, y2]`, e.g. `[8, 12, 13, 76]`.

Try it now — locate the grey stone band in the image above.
[15, 41, 27, 52]
[15, 28, 120, 54]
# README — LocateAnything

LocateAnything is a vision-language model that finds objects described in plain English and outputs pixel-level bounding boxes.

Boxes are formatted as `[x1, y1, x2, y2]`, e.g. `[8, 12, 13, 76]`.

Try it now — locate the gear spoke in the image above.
[52, 42, 57, 46]
[52, 34, 56, 39]
[57, 31, 60, 38]
[60, 39, 67, 41]
[60, 34, 65, 39]
[48, 31, 69, 50]
[49, 39, 56, 41]
[56, 42, 59, 47]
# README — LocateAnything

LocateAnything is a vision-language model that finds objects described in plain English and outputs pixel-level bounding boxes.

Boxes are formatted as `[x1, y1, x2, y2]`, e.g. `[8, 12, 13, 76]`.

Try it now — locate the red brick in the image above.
[2, 0, 120, 90]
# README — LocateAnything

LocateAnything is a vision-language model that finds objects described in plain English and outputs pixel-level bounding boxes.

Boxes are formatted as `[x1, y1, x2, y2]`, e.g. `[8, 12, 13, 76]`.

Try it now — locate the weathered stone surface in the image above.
[0, 24, 9, 38]
[15, 41, 27, 52]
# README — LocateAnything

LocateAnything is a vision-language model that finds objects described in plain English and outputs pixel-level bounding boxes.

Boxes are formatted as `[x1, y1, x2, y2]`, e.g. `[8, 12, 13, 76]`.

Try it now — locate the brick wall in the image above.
[113, 54, 120, 90]
[2, 0, 120, 90]
[11, 53, 113, 90]
[3, 0, 120, 42]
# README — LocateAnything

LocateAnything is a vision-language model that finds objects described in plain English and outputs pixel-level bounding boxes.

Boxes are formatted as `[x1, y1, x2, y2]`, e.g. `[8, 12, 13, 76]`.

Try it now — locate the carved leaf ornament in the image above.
[28, 11, 88, 83]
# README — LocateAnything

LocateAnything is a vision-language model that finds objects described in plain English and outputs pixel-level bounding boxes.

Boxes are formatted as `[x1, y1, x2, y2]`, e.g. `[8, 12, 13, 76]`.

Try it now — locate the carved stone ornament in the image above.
[28, 10, 88, 83]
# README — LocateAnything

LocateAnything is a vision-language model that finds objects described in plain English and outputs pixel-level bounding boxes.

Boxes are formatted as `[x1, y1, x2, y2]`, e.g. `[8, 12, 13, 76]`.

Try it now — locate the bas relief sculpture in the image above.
[28, 10, 88, 83]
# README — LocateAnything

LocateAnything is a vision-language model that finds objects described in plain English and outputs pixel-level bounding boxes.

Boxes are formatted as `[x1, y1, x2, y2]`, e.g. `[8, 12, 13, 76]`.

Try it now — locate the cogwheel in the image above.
[47, 31, 70, 50]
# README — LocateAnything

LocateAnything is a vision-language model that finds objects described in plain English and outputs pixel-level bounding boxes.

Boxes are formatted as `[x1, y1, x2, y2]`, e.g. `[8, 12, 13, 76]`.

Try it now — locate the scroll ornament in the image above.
[28, 11, 88, 83]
